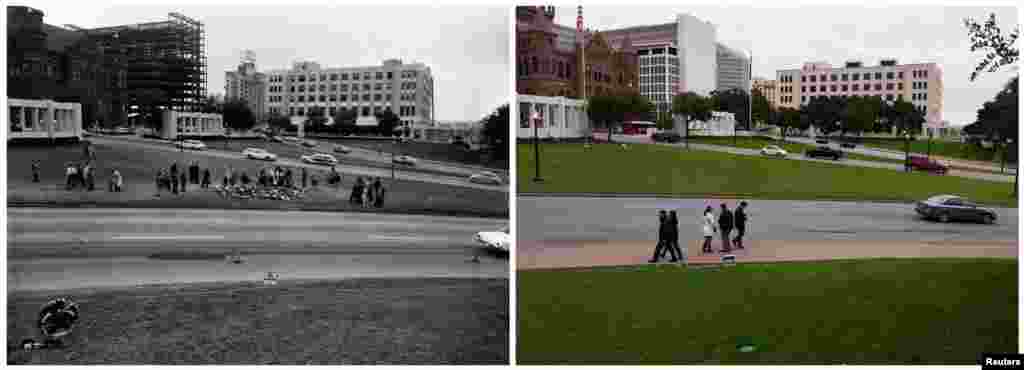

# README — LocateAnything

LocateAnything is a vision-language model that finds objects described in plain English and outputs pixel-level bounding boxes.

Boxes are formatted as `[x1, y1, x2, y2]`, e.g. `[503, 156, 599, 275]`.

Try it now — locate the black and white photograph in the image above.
[6, 2, 510, 364]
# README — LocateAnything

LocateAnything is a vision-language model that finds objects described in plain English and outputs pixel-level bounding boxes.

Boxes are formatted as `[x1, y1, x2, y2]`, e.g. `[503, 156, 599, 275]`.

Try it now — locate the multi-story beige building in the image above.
[264, 59, 434, 132]
[752, 78, 778, 108]
[225, 58, 267, 124]
[775, 59, 943, 129]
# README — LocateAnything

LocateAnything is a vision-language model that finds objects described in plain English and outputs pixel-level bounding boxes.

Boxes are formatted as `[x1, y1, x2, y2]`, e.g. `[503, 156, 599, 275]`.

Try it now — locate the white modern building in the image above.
[677, 111, 736, 137]
[263, 59, 435, 134]
[716, 43, 750, 92]
[7, 98, 82, 141]
[160, 110, 225, 140]
[516, 94, 589, 139]
[677, 14, 718, 96]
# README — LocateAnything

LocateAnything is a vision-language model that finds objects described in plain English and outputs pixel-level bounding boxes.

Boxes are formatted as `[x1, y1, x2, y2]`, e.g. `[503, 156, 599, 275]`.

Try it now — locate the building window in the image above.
[297, 107, 305, 116]
[330, 73, 338, 81]
[320, 84, 326, 92]
[376, 72, 383, 80]
[810, 75, 816, 82]
[298, 96, 305, 102]
[874, 83, 882, 91]
[363, 72, 371, 80]
[318, 95, 326, 102]
[375, 83, 382, 91]
[898, 82, 903, 90]
[810, 86, 817, 92]
[898, 71, 904, 79]
[329, 95, 337, 102]
[289, 107, 295, 115]
[801, 96, 807, 103]
[364, 83, 371, 91]
[841, 73, 848, 81]
[340, 95, 348, 102]
[863, 73, 871, 80]
[363, 94, 370, 101]
[862, 84, 870, 91]
[830, 85, 837, 92]
[830, 74, 837, 81]
[352, 95, 359, 102]
[341, 73, 349, 80]
[386, 94, 391, 101]
[353, 73, 360, 81]
[886, 83, 894, 90]
[852, 73, 860, 81]
[387, 72, 393, 79]
[852, 84, 860, 91]
[362, 107, 370, 116]
[841, 85, 848, 92]
[801, 76, 806, 82]
[874, 72, 882, 80]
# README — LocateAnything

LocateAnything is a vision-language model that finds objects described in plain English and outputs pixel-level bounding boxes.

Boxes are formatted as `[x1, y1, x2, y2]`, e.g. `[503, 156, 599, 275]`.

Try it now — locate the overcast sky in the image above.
[556, 5, 1018, 126]
[22, 3, 510, 122]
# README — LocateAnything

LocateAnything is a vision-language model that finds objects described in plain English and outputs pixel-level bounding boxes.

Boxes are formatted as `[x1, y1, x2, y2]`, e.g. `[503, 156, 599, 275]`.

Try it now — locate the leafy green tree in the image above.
[332, 108, 358, 135]
[482, 104, 509, 159]
[585, 94, 620, 142]
[266, 111, 291, 134]
[774, 107, 801, 141]
[751, 89, 771, 129]
[222, 99, 255, 131]
[841, 96, 880, 136]
[672, 92, 714, 149]
[656, 115, 674, 130]
[964, 13, 1020, 81]
[710, 88, 750, 129]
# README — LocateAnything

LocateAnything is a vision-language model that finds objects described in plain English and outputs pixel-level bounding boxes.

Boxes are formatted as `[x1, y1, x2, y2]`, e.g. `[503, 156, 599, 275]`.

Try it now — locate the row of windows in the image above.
[912, 93, 929, 101]
[912, 81, 929, 89]
[912, 70, 929, 79]
[276, 105, 417, 118]
[267, 70, 422, 84]
[638, 47, 678, 56]
[803, 82, 904, 93]
[780, 75, 794, 83]
[639, 56, 674, 66]
[268, 93, 400, 103]
[641, 66, 667, 75]
[781, 86, 794, 93]
[274, 83, 402, 93]
[517, 57, 575, 80]
[799, 71, 904, 83]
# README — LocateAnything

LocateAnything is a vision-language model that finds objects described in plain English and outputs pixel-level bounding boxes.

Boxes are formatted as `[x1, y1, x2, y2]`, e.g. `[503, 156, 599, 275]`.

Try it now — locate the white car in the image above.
[177, 139, 207, 150]
[469, 171, 503, 185]
[301, 153, 339, 166]
[333, 145, 352, 154]
[393, 155, 418, 166]
[760, 145, 788, 157]
[242, 147, 277, 161]
[474, 227, 510, 253]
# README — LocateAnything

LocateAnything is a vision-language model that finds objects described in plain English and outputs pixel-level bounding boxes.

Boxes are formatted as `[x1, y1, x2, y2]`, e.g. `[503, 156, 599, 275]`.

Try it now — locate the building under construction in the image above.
[7, 6, 208, 126]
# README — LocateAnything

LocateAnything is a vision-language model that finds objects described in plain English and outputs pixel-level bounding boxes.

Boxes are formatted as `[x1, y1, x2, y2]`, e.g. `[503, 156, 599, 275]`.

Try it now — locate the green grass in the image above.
[688, 136, 905, 164]
[517, 258, 1017, 364]
[517, 143, 1016, 207]
[8, 278, 509, 364]
[861, 139, 1013, 164]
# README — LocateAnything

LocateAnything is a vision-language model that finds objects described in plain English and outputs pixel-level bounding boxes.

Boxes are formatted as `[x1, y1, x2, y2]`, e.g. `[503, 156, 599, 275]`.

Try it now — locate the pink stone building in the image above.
[775, 59, 943, 130]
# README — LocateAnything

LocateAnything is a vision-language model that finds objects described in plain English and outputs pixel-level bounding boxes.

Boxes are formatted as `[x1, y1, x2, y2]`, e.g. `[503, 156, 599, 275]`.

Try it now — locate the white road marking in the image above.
[112, 235, 225, 240]
[368, 235, 435, 242]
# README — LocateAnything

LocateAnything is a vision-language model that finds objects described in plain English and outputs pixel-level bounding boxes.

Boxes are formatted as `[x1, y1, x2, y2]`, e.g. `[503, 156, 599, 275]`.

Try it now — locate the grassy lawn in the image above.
[7, 142, 508, 218]
[517, 143, 1016, 207]
[316, 138, 509, 170]
[517, 258, 1016, 364]
[8, 278, 509, 364]
[688, 136, 905, 165]
[861, 138, 1014, 164]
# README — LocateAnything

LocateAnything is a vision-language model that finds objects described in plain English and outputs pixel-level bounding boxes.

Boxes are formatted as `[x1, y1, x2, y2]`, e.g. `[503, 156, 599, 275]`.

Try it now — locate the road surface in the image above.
[782, 136, 1017, 175]
[611, 135, 1012, 183]
[517, 195, 1018, 242]
[8, 207, 509, 291]
[88, 136, 508, 192]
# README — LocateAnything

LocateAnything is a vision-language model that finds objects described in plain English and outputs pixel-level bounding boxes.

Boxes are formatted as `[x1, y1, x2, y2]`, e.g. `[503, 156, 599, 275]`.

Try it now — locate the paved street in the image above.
[518, 195, 1018, 242]
[611, 135, 1013, 183]
[8, 207, 509, 291]
[88, 136, 509, 192]
[782, 135, 1017, 175]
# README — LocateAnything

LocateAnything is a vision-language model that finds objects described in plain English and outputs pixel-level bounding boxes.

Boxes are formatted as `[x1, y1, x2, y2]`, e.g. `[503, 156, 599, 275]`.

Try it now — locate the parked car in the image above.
[301, 140, 318, 148]
[760, 145, 788, 157]
[474, 227, 510, 253]
[651, 131, 682, 143]
[300, 153, 338, 166]
[271, 136, 285, 143]
[333, 145, 352, 154]
[815, 138, 829, 144]
[393, 155, 418, 166]
[177, 139, 207, 150]
[839, 141, 857, 149]
[469, 171, 503, 185]
[116, 127, 134, 135]
[908, 155, 949, 174]
[242, 147, 277, 161]
[805, 146, 843, 160]
[915, 194, 997, 224]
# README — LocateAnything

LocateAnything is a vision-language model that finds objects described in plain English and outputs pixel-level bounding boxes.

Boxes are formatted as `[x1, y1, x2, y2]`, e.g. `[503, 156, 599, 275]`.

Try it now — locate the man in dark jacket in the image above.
[649, 210, 677, 263]
[718, 203, 733, 253]
[732, 201, 748, 249]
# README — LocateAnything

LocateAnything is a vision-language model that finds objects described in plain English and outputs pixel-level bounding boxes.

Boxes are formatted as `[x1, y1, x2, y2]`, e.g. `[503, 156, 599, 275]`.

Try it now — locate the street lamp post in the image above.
[904, 133, 911, 173]
[532, 110, 544, 183]
[926, 129, 932, 160]
[1002, 138, 1009, 174]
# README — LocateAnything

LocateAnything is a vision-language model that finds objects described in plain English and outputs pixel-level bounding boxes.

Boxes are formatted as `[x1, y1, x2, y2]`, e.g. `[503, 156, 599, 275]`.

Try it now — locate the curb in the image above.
[515, 192, 918, 204]
[6, 200, 509, 219]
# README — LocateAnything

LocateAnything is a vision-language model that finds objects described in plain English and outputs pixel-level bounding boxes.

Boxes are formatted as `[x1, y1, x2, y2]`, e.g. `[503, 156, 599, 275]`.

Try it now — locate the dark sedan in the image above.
[805, 146, 843, 160]
[915, 195, 997, 224]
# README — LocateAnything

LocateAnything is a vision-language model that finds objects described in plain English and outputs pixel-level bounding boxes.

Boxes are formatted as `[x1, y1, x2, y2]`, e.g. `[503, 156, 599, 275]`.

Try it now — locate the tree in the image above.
[656, 115, 674, 130]
[200, 95, 223, 114]
[305, 107, 329, 133]
[624, 92, 655, 123]
[482, 104, 509, 160]
[841, 96, 880, 135]
[975, 76, 1019, 142]
[585, 94, 621, 142]
[221, 99, 255, 131]
[710, 88, 750, 129]
[374, 110, 401, 136]
[804, 96, 845, 136]
[672, 92, 714, 149]
[266, 112, 291, 133]
[964, 13, 1020, 81]
[332, 107, 358, 135]
[751, 89, 771, 129]
[888, 98, 920, 136]
[774, 107, 801, 141]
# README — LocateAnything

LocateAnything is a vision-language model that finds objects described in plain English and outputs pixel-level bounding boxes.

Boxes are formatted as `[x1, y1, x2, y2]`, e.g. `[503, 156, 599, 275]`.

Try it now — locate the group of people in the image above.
[62, 162, 97, 191]
[258, 166, 293, 188]
[350, 176, 386, 208]
[649, 201, 750, 263]
[156, 161, 213, 195]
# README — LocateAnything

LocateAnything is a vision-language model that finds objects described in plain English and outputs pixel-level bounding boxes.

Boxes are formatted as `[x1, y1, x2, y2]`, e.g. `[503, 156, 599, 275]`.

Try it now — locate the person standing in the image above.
[649, 210, 670, 263]
[113, 169, 123, 192]
[668, 210, 683, 262]
[155, 169, 163, 195]
[373, 177, 385, 208]
[718, 203, 734, 253]
[179, 172, 187, 193]
[302, 167, 308, 188]
[701, 206, 716, 254]
[350, 177, 364, 205]
[202, 168, 211, 189]
[732, 201, 748, 249]
[65, 163, 76, 190]
[171, 168, 179, 194]
[31, 161, 40, 183]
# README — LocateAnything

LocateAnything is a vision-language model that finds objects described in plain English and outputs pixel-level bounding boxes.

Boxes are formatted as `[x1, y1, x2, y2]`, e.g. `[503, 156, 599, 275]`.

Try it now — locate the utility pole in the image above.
[532, 110, 543, 183]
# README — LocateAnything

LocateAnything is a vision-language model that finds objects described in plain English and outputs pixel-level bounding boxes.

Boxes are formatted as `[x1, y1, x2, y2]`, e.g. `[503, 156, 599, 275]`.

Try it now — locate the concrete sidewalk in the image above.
[517, 239, 1017, 270]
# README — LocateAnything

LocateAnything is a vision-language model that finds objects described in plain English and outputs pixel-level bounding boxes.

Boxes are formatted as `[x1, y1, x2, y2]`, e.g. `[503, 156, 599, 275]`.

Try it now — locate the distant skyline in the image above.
[557, 5, 1018, 126]
[22, 3, 510, 121]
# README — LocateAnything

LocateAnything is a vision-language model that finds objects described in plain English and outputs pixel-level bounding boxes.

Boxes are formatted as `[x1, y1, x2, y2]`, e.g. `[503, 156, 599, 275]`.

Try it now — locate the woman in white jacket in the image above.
[701, 206, 716, 254]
